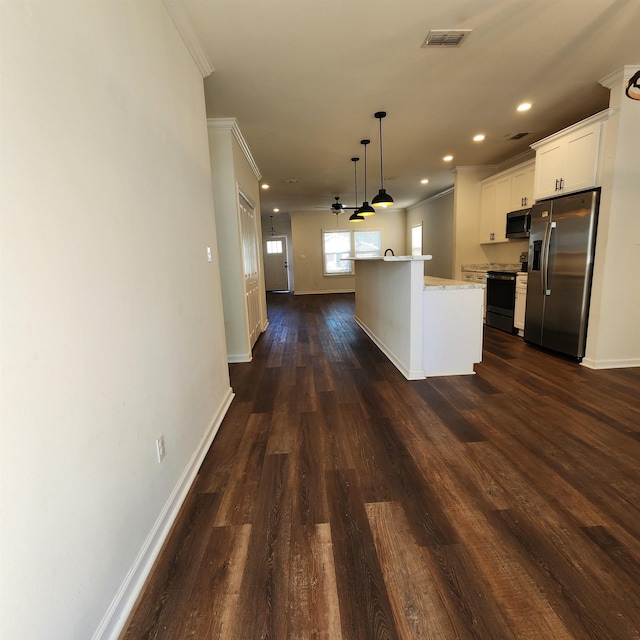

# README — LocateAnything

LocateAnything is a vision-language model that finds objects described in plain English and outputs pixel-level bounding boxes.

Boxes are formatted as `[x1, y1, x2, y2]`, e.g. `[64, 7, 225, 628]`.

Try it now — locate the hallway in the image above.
[121, 292, 640, 639]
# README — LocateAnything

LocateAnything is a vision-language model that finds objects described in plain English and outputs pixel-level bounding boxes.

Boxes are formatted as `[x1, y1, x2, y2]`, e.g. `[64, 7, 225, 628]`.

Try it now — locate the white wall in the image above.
[585, 65, 640, 368]
[407, 190, 455, 278]
[290, 209, 407, 294]
[452, 167, 495, 276]
[0, 4, 232, 640]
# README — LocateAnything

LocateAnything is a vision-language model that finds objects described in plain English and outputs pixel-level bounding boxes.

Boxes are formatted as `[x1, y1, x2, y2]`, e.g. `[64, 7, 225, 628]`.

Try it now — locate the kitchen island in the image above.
[352, 257, 485, 379]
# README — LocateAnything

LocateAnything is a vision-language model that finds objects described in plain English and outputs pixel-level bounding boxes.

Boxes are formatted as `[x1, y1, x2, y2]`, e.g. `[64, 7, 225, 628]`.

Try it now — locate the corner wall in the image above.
[407, 190, 455, 278]
[208, 120, 266, 361]
[0, 4, 231, 639]
[584, 65, 640, 368]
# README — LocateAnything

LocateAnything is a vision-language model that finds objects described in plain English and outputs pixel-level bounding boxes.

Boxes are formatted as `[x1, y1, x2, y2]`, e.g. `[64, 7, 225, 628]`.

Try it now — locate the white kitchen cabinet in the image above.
[462, 269, 487, 321]
[479, 181, 497, 243]
[510, 163, 535, 210]
[532, 110, 609, 200]
[479, 160, 535, 244]
[514, 272, 528, 336]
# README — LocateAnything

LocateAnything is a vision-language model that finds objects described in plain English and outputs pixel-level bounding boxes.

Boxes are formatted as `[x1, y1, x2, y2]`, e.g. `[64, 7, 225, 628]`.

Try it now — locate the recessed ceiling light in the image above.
[273, 208, 279, 213]
[517, 102, 532, 112]
[443, 155, 453, 162]
[261, 183, 270, 189]
[473, 134, 485, 142]
[421, 178, 429, 184]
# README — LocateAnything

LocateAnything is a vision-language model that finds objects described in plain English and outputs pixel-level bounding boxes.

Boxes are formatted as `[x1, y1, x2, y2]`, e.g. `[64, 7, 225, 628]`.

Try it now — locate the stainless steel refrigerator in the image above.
[524, 188, 599, 360]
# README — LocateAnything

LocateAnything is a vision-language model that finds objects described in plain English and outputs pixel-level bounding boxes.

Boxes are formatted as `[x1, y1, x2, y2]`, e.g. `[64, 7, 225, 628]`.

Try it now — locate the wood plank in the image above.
[365, 501, 458, 639]
[325, 468, 400, 640]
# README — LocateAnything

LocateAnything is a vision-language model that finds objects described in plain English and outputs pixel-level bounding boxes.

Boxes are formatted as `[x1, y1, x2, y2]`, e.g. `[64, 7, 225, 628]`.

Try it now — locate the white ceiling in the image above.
[180, 0, 640, 216]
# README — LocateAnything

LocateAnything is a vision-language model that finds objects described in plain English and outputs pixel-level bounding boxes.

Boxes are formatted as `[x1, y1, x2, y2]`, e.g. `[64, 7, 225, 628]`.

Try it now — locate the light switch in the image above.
[207, 247, 212, 262]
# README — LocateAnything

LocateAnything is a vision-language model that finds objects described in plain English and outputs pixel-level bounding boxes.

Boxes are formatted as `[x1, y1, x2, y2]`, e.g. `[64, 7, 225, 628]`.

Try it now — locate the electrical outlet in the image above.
[207, 246, 212, 262]
[156, 435, 165, 463]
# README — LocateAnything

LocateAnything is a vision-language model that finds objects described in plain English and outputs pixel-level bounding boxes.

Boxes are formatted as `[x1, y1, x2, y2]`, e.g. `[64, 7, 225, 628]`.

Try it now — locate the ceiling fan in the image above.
[313, 196, 356, 214]
[330, 196, 356, 214]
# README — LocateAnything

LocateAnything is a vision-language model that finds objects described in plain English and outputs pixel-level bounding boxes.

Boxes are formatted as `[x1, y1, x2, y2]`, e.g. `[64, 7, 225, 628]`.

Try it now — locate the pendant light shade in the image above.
[371, 111, 394, 208]
[357, 139, 375, 217]
[349, 156, 365, 222]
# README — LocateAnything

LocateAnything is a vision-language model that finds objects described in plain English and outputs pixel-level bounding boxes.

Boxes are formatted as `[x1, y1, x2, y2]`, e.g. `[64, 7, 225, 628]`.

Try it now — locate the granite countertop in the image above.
[347, 255, 433, 262]
[424, 276, 485, 290]
[461, 262, 521, 272]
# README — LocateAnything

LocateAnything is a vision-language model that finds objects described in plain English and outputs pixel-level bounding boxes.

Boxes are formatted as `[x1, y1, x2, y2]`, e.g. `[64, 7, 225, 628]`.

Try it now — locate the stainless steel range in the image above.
[486, 270, 518, 334]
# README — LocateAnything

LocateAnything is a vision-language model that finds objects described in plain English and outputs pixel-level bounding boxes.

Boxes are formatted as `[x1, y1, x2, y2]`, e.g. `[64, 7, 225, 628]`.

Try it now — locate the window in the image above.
[411, 224, 423, 256]
[322, 229, 382, 275]
[323, 231, 352, 275]
[266, 239, 283, 254]
[354, 230, 382, 258]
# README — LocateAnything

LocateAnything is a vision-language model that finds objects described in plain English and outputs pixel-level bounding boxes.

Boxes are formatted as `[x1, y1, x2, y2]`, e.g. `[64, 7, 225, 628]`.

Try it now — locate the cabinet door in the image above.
[479, 181, 497, 243]
[511, 165, 535, 209]
[534, 141, 564, 200]
[563, 122, 600, 194]
[494, 176, 512, 242]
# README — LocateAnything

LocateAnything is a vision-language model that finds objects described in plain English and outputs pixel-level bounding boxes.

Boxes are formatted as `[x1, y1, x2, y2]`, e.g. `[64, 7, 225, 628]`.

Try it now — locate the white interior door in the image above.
[238, 193, 260, 349]
[263, 236, 289, 291]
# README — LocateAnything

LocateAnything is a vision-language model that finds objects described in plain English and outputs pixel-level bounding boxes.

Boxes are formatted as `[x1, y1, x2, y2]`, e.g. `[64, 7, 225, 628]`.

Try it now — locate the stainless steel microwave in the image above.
[505, 208, 531, 239]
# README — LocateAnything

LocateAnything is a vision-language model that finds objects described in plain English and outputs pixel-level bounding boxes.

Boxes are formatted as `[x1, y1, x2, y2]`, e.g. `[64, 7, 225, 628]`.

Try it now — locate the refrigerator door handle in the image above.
[542, 221, 556, 295]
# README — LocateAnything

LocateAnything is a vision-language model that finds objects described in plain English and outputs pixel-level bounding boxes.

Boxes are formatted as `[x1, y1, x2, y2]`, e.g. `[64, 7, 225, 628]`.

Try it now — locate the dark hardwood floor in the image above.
[121, 292, 640, 639]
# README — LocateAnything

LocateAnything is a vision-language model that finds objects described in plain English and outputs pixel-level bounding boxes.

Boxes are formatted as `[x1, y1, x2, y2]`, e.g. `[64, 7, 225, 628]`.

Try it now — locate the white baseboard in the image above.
[227, 353, 252, 363]
[92, 386, 235, 640]
[581, 357, 640, 369]
[294, 289, 355, 295]
[354, 316, 425, 380]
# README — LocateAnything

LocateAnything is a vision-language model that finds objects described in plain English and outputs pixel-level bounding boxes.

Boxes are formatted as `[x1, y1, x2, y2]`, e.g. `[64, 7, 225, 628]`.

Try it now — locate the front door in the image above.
[263, 236, 289, 291]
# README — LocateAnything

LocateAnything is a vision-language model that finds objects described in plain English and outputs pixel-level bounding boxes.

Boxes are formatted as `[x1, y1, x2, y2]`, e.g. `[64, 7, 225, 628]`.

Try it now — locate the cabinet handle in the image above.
[524, 197, 528, 206]
[555, 179, 559, 191]
[559, 177, 564, 190]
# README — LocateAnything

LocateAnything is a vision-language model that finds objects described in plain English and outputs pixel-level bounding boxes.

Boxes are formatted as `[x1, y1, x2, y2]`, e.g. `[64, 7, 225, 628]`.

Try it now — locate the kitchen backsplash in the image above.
[482, 238, 528, 264]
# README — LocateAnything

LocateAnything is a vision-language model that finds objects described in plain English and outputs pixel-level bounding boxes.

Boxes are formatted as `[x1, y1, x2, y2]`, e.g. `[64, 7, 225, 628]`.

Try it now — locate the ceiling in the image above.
[180, 0, 639, 216]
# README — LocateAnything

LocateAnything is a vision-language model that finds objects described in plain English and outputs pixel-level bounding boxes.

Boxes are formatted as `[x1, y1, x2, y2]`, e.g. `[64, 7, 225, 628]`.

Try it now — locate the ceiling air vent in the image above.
[421, 29, 472, 48]
[509, 132, 530, 140]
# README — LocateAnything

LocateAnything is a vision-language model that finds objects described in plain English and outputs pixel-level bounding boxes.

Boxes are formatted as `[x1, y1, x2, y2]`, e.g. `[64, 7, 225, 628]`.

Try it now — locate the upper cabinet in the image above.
[479, 160, 535, 244]
[531, 110, 609, 201]
[510, 163, 535, 210]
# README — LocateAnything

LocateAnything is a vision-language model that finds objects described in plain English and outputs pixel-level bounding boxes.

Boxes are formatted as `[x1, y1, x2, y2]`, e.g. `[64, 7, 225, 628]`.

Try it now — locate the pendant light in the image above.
[349, 156, 364, 222]
[356, 139, 375, 217]
[371, 111, 394, 208]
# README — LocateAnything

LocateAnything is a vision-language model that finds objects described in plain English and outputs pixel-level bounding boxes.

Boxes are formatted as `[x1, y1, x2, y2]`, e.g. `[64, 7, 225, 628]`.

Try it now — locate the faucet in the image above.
[384, 248, 395, 256]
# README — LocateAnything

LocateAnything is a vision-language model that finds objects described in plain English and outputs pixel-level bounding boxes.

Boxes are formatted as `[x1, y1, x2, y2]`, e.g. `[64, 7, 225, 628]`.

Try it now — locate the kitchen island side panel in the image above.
[354, 260, 425, 379]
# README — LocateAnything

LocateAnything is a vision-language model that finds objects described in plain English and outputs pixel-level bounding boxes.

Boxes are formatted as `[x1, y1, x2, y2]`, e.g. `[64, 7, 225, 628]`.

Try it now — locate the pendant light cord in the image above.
[361, 139, 369, 202]
[378, 117, 384, 189]
[352, 157, 359, 207]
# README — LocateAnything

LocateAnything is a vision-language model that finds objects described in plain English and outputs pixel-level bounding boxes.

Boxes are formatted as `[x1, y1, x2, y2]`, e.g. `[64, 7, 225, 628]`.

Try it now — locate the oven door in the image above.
[486, 272, 517, 333]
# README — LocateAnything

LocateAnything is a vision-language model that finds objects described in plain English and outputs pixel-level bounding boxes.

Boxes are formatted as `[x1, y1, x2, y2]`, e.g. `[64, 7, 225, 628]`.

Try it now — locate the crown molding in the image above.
[162, 1, 213, 78]
[599, 64, 639, 89]
[408, 187, 454, 211]
[208, 118, 262, 181]
[530, 109, 613, 150]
